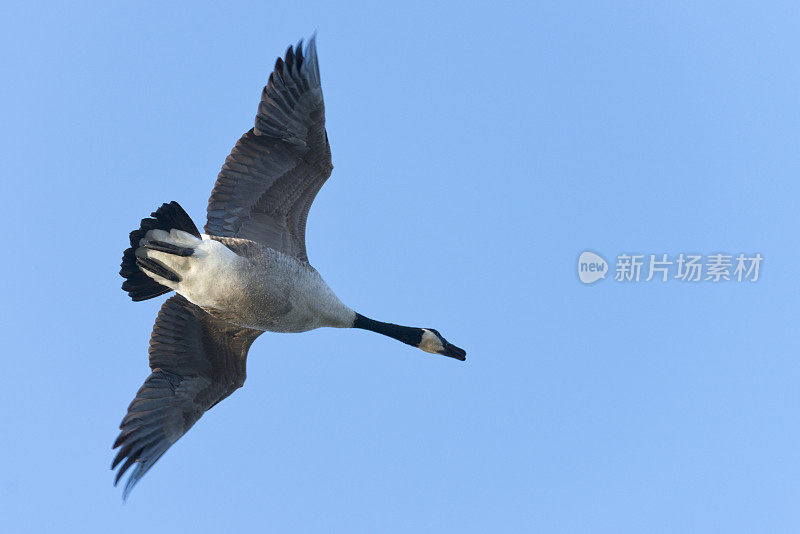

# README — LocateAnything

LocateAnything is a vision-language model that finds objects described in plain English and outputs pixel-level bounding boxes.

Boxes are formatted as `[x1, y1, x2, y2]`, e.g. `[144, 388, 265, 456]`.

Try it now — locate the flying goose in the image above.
[113, 36, 466, 499]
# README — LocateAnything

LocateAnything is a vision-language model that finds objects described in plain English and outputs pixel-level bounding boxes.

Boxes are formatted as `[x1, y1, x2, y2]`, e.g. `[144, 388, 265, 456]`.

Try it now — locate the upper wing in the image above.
[111, 295, 261, 499]
[205, 37, 333, 263]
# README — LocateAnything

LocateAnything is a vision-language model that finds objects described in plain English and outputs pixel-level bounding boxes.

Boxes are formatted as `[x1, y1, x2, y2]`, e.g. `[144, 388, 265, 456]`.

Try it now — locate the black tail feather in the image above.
[120, 201, 200, 301]
[143, 240, 195, 257]
[135, 257, 181, 283]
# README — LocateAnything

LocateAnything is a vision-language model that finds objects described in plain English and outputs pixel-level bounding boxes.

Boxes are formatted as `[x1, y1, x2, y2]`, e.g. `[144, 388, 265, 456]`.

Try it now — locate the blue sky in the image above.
[3, 1, 800, 532]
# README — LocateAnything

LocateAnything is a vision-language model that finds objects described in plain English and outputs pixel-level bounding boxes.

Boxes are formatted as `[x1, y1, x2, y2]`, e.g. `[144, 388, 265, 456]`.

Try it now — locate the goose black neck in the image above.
[352, 313, 423, 347]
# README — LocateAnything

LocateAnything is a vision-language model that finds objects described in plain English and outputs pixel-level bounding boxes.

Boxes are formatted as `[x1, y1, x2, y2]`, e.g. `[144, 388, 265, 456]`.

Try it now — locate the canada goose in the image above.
[112, 36, 465, 498]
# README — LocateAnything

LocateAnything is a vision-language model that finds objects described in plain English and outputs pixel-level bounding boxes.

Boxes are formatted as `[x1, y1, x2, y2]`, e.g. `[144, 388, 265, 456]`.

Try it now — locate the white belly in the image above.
[137, 232, 354, 332]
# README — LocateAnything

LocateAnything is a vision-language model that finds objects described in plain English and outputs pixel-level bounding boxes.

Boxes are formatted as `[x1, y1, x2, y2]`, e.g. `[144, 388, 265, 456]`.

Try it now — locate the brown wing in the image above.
[205, 37, 333, 262]
[111, 295, 261, 499]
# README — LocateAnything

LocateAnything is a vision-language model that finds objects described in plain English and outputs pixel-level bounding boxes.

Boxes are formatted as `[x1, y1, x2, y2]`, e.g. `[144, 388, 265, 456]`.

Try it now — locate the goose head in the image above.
[352, 313, 466, 361]
[418, 328, 466, 361]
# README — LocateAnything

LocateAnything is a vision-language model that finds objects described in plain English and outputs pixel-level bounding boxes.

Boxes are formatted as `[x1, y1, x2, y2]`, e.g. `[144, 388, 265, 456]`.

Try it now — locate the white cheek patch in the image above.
[418, 329, 444, 354]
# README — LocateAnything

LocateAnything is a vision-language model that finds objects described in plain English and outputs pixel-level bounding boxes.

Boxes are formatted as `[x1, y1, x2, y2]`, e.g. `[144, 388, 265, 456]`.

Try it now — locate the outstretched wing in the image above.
[112, 295, 261, 499]
[205, 36, 333, 263]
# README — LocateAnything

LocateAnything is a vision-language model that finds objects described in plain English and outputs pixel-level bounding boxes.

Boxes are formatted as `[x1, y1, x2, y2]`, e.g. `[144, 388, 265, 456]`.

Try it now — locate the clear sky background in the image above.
[2, 1, 799, 532]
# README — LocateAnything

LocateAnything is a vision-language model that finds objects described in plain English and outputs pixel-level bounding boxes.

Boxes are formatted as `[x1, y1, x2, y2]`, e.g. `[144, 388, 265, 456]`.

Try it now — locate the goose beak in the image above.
[439, 342, 466, 361]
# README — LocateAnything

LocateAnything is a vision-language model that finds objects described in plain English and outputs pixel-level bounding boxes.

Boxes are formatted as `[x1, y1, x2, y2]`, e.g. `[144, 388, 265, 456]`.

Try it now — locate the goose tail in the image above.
[120, 201, 201, 301]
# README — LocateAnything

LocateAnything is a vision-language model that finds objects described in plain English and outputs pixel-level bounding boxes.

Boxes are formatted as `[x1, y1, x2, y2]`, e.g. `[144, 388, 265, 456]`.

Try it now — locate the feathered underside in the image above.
[112, 295, 261, 499]
[205, 36, 333, 263]
[114, 35, 332, 499]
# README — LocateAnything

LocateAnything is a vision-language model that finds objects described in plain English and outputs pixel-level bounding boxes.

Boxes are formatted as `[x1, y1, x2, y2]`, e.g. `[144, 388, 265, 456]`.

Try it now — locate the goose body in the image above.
[113, 37, 465, 499]
[141, 231, 354, 332]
